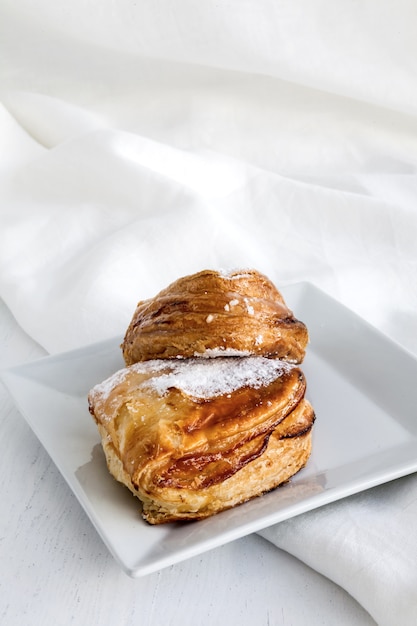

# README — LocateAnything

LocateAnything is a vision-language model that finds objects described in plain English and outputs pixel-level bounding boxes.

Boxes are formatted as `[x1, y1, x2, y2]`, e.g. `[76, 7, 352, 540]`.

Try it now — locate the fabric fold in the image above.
[259, 474, 417, 626]
[1, 107, 416, 354]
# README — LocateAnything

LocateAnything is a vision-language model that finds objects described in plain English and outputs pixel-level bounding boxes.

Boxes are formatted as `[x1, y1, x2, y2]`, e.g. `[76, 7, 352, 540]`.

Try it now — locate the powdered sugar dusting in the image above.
[255, 334, 264, 345]
[217, 268, 253, 280]
[90, 356, 295, 404]
[193, 347, 252, 358]
[89, 360, 168, 403]
[89, 367, 130, 402]
[147, 357, 294, 399]
[244, 297, 255, 315]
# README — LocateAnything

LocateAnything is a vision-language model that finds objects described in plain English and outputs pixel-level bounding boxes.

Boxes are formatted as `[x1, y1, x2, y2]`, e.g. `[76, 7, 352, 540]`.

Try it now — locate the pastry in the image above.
[90, 268, 315, 524]
[88, 356, 315, 524]
[121, 269, 308, 365]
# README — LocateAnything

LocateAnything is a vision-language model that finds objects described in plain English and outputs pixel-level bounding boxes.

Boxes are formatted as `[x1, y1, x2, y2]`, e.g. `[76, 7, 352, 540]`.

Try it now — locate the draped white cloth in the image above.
[1, 2, 417, 624]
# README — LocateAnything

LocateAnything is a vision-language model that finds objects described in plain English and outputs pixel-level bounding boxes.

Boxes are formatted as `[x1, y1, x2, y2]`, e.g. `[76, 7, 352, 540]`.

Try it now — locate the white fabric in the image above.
[1, 2, 417, 624]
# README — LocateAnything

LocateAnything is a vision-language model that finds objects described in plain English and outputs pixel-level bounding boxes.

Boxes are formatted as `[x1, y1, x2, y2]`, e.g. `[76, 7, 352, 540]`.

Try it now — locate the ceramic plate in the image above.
[2, 282, 417, 577]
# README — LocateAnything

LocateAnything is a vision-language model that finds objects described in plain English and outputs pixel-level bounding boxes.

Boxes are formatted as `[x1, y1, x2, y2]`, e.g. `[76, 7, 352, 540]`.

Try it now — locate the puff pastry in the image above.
[121, 269, 308, 365]
[88, 356, 315, 524]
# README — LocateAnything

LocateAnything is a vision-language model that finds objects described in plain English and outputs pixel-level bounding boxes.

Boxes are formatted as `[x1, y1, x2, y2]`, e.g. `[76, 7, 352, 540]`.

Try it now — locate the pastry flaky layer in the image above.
[121, 269, 308, 365]
[88, 356, 315, 524]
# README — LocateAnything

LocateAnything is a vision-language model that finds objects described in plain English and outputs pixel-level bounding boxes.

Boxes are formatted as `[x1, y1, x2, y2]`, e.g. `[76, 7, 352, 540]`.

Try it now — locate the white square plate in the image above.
[2, 282, 417, 578]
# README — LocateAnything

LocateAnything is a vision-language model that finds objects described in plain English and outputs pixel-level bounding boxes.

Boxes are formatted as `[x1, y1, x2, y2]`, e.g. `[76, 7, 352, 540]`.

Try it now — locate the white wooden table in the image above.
[0, 297, 376, 626]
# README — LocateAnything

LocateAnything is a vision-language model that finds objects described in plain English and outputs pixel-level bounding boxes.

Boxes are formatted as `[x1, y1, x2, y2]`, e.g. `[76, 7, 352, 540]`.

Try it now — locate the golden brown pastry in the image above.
[121, 269, 308, 365]
[88, 356, 315, 524]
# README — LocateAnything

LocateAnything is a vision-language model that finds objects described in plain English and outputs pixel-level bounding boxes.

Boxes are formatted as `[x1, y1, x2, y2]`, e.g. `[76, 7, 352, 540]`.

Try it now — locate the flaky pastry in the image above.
[121, 269, 308, 365]
[88, 356, 315, 524]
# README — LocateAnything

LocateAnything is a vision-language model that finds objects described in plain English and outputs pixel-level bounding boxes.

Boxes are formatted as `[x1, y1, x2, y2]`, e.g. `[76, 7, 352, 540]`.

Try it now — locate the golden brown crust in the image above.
[95, 399, 314, 524]
[142, 425, 314, 524]
[89, 269, 315, 524]
[88, 357, 315, 524]
[121, 269, 308, 365]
